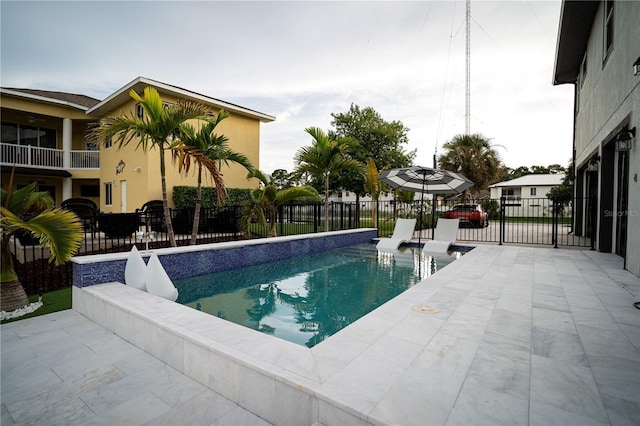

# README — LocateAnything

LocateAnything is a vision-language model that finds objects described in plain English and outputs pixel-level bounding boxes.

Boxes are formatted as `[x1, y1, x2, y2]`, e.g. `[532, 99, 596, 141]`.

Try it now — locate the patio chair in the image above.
[422, 218, 459, 253]
[136, 200, 165, 232]
[61, 198, 98, 235]
[377, 218, 417, 251]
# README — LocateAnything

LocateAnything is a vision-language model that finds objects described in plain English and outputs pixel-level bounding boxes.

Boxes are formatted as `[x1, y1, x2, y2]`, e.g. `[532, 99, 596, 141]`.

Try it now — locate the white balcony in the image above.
[0, 142, 99, 170]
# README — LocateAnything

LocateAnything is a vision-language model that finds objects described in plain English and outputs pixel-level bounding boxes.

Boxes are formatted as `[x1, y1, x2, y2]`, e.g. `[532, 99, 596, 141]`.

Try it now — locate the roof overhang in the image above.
[87, 77, 275, 123]
[0, 88, 91, 111]
[552, 1, 600, 85]
[1, 165, 72, 178]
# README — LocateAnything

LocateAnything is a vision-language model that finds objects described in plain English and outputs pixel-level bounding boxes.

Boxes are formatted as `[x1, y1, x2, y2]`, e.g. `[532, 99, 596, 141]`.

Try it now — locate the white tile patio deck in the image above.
[2, 244, 639, 425]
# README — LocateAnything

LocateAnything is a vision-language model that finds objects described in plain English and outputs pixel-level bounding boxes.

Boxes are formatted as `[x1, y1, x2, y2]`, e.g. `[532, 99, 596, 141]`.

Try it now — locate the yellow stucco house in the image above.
[1, 77, 275, 212]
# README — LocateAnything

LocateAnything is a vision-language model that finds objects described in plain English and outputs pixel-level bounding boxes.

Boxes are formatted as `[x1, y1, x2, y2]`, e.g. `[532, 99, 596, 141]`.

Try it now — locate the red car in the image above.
[444, 204, 489, 228]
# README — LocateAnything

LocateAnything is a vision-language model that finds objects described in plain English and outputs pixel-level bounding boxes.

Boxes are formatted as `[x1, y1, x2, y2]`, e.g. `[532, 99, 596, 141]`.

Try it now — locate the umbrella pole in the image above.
[419, 176, 426, 247]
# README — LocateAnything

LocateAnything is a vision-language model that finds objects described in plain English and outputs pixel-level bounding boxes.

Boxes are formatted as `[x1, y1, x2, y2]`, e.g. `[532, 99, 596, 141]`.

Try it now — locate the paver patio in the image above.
[1, 244, 639, 425]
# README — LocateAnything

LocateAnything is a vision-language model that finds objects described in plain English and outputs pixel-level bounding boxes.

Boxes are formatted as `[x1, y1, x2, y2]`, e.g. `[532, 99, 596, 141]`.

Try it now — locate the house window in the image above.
[104, 182, 113, 206]
[1, 122, 18, 144]
[604, 0, 614, 61]
[136, 104, 144, 120]
[1, 122, 57, 148]
[530, 188, 537, 196]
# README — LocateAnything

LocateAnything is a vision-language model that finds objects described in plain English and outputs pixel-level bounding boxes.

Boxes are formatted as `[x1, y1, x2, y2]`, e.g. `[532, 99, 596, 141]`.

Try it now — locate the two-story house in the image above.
[1, 76, 275, 212]
[489, 174, 566, 218]
[553, 1, 639, 276]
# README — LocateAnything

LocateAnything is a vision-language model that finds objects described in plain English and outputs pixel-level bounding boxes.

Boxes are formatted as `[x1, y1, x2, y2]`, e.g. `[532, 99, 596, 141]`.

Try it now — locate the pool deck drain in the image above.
[411, 304, 440, 314]
[3, 244, 639, 425]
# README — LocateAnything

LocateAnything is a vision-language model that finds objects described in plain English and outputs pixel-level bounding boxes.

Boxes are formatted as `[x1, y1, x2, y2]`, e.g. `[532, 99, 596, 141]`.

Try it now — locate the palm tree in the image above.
[242, 169, 320, 238]
[89, 87, 210, 247]
[438, 133, 503, 202]
[294, 127, 365, 232]
[175, 111, 254, 244]
[1, 174, 83, 312]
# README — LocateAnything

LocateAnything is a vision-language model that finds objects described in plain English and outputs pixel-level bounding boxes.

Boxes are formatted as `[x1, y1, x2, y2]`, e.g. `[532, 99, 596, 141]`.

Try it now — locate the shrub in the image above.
[173, 186, 251, 209]
[480, 199, 500, 220]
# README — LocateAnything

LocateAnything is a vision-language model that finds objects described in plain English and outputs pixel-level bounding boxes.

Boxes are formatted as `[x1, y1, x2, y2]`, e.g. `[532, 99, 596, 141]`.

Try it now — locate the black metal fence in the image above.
[10, 197, 592, 295]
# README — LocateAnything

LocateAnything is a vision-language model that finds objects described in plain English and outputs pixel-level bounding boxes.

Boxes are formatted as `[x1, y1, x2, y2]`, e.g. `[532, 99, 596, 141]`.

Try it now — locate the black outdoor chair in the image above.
[61, 198, 98, 211]
[61, 198, 98, 234]
[136, 200, 166, 232]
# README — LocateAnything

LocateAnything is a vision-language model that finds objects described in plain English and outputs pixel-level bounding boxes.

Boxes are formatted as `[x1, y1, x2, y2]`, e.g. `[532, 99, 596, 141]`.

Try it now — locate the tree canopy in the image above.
[271, 169, 295, 189]
[438, 133, 503, 200]
[501, 163, 567, 181]
[329, 104, 415, 196]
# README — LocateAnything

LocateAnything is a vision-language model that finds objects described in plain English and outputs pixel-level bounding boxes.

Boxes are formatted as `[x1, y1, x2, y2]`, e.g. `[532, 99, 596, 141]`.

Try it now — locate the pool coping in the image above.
[72, 232, 482, 425]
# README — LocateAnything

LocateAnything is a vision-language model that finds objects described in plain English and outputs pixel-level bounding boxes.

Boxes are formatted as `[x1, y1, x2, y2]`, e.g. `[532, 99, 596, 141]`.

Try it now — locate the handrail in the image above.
[0, 142, 99, 169]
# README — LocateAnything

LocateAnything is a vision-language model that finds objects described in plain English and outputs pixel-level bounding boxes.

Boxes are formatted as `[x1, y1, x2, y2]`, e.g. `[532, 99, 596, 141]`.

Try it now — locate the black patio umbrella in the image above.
[379, 166, 474, 244]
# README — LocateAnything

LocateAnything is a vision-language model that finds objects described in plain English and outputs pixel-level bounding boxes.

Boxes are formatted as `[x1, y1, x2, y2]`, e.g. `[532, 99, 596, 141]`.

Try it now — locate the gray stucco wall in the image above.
[573, 1, 639, 276]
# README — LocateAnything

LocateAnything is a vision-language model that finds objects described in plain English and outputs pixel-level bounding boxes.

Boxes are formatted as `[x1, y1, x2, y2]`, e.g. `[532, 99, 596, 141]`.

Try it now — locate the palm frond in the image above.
[177, 145, 227, 205]
[1, 207, 83, 265]
[246, 168, 269, 186]
[275, 186, 320, 205]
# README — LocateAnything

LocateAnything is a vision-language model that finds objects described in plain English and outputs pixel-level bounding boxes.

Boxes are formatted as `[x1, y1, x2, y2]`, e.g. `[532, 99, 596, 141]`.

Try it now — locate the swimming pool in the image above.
[175, 243, 462, 347]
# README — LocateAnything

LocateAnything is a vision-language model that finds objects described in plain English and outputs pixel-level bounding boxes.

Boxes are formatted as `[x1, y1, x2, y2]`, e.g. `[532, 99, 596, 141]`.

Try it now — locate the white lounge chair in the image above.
[125, 245, 147, 291]
[377, 218, 417, 251]
[145, 253, 179, 302]
[422, 218, 459, 253]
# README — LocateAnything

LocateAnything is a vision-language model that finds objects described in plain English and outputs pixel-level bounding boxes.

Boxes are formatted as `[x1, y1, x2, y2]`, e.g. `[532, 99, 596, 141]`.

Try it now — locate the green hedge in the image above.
[172, 186, 252, 209]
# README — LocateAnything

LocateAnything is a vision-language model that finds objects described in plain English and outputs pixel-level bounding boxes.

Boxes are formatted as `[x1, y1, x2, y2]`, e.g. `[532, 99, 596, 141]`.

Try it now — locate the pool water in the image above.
[175, 244, 461, 347]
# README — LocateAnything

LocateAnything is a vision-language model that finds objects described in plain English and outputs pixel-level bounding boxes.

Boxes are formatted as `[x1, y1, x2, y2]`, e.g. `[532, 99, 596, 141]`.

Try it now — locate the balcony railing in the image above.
[70, 150, 100, 168]
[0, 143, 99, 170]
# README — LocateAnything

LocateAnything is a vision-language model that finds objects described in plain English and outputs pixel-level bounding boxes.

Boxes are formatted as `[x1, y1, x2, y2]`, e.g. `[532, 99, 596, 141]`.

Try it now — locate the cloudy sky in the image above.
[1, 0, 574, 175]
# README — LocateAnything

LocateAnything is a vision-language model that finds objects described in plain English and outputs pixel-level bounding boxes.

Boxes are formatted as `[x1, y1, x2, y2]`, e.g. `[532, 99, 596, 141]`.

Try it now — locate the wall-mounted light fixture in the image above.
[615, 127, 636, 152]
[634, 57, 640, 76]
[134, 167, 142, 173]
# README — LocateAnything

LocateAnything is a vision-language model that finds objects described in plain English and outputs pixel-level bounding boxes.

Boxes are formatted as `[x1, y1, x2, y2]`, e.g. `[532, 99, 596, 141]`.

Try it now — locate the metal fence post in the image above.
[552, 197, 559, 248]
[278, 204, 284, 236]
[499, 196, 505, 245]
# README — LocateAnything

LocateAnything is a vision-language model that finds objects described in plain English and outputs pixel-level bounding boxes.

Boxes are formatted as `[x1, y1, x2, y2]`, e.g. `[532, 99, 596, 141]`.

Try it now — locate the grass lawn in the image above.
[1, 287, 72, 325]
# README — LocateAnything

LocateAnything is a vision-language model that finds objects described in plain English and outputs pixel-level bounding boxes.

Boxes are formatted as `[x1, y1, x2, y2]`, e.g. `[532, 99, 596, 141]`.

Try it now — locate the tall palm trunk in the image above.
[268, 208, 278, 238]
[190, 167, 203, 245]
[1, 238, 29, 312]
[159, 147, 177, 247]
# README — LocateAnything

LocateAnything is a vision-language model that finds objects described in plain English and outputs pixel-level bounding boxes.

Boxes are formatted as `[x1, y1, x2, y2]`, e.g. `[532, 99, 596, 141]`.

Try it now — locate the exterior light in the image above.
[634, 57, 640, 76]
[615, 127, 635, 152]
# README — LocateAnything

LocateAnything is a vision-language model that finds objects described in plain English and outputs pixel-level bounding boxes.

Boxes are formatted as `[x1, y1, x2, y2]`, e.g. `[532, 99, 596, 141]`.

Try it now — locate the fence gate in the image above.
[498, 196, 592, 248]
